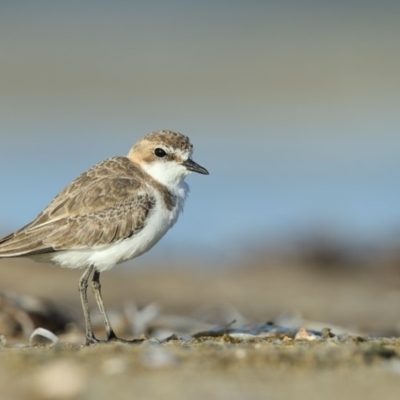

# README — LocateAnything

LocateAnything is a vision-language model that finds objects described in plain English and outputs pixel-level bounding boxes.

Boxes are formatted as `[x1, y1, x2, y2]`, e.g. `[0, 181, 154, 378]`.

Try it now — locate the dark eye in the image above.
[154, 148, 167, 158]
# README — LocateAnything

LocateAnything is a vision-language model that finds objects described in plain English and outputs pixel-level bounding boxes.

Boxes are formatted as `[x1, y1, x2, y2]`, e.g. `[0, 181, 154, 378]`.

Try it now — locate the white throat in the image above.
[140, 160, 190, 188]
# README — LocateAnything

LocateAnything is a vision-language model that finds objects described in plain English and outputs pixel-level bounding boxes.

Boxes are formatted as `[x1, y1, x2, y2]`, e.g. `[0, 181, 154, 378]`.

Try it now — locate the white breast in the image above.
[48, 183, 188, 272]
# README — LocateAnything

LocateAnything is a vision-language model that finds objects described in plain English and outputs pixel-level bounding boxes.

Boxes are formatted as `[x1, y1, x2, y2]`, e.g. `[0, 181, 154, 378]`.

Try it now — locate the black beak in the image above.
[182, 158, 209, 175]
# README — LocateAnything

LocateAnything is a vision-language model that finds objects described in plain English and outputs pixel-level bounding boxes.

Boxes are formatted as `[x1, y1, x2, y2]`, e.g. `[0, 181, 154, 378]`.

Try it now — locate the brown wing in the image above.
[0, 157, 155, 257]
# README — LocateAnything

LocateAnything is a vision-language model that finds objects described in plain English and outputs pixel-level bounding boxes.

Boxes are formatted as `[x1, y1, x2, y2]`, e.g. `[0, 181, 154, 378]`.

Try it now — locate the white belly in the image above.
[44, 185, 187, 271]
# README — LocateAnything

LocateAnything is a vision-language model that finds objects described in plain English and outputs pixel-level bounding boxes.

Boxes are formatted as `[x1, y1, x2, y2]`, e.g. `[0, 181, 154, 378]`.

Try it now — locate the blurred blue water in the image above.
[1, 104, 399, 265]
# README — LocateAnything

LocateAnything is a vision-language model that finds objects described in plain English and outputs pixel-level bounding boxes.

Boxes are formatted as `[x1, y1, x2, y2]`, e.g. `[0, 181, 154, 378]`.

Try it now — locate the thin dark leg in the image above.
[78, 265, 99, 345]
[91, 271, 143, 344]
[91, 270, 118, 341]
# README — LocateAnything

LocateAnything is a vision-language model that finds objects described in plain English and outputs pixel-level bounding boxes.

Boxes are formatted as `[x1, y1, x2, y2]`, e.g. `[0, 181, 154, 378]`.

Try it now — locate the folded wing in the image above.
[0, 157, 155, 257]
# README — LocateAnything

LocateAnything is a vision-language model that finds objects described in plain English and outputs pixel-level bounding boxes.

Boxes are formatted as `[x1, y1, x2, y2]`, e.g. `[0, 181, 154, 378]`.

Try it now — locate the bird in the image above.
[0, 130, 209, 344]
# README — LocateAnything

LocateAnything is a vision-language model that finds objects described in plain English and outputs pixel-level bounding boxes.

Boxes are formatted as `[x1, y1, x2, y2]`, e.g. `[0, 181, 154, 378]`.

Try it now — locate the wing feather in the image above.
[0, 157, 156, 257]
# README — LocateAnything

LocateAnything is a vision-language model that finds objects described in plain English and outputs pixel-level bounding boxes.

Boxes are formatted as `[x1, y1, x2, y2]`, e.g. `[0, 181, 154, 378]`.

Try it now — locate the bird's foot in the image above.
[106, 330, 143, 344]
[84, 334, 105, 346]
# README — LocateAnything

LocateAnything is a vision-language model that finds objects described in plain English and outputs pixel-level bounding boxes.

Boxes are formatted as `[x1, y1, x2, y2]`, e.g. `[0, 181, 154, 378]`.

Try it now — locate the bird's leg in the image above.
[91, 271, 143, 344]
[91, 270, 118, 341]
[78, 265, 99, 345]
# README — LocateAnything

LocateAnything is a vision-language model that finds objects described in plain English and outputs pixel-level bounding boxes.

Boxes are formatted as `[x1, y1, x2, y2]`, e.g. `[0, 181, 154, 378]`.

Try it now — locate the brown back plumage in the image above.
[0, 157, 163, 257]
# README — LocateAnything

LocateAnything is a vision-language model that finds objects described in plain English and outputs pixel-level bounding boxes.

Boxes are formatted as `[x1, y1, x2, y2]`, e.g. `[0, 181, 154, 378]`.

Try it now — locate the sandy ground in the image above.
[1, 337, 400, 400]
[1, 257, 400, 399]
